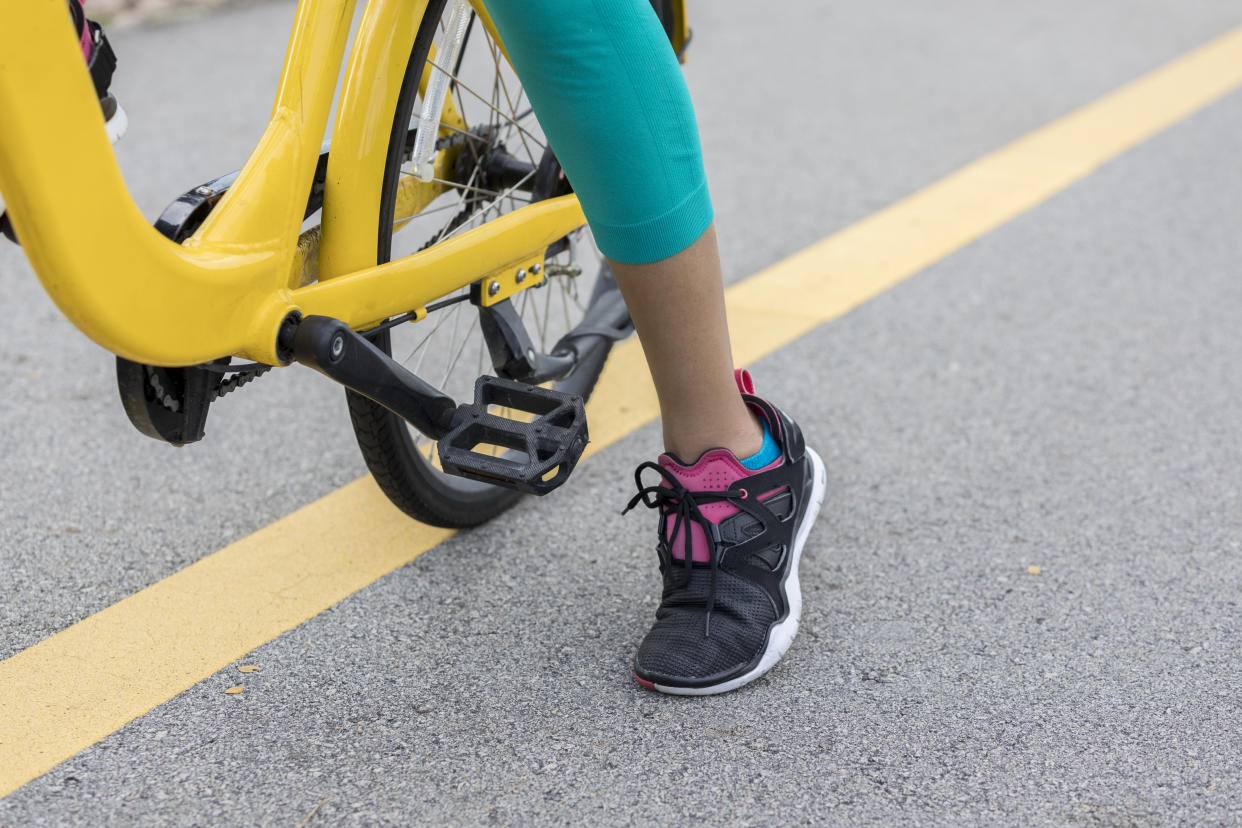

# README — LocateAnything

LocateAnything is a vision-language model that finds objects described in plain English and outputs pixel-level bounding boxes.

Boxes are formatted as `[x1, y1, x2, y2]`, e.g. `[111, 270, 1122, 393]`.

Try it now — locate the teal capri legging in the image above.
[483, 0, 713, 265]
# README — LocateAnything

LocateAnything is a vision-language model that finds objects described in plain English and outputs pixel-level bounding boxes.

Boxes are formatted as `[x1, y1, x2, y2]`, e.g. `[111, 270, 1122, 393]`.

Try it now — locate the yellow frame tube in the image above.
[297, 194, 583, 327]
[319, 0, 429, 280]
[0, 0, 685, 366]
[0, 0, 358, 365]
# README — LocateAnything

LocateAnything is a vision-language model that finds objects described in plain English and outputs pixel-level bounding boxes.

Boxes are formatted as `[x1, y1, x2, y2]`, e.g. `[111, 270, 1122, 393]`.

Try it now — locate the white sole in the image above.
[105, 101, 129, 145]
[652, 446, 828, 696]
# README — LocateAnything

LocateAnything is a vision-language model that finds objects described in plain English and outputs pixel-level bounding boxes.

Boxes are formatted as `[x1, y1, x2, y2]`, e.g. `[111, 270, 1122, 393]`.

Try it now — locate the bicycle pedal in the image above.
[437, 376, 588, 495]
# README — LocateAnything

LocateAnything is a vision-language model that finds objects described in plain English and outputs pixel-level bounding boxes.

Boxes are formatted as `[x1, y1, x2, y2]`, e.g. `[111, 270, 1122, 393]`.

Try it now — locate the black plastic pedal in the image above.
[437, 377, 588, 495]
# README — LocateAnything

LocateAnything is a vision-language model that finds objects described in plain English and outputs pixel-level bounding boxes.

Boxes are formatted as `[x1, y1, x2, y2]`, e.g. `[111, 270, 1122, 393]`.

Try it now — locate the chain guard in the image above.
[116, 356, 274, 445]
[116, 358, 221, 446]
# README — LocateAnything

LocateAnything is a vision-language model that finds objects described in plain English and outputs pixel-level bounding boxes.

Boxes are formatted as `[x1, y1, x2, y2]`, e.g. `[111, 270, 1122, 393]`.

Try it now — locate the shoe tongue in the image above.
[657, 449, 752, 493]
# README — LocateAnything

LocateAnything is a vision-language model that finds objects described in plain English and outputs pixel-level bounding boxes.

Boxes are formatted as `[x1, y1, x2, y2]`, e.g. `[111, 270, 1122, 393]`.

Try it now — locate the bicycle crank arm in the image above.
[289, 315, 590, 495]
[288, 315, 457, 440]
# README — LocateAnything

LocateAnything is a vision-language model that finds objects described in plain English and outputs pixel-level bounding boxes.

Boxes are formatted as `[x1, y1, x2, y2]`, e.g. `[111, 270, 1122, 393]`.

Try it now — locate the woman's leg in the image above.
[483, 0, 711, 265]
[608, 224, 762, 462]
[483, 0, 758, 460]
[484, 0, 825, 695]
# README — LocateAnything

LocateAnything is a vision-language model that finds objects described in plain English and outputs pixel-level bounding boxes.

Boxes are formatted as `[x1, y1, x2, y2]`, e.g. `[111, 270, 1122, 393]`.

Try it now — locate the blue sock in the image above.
[741, 419, 780, 470]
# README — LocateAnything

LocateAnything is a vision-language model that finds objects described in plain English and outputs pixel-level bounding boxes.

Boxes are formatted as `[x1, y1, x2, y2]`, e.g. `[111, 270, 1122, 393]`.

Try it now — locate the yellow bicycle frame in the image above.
[0, 0, 689, 367]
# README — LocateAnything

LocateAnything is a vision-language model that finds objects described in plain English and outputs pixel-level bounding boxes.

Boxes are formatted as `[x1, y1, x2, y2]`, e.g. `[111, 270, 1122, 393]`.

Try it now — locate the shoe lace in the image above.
[622, 461, 749, 636]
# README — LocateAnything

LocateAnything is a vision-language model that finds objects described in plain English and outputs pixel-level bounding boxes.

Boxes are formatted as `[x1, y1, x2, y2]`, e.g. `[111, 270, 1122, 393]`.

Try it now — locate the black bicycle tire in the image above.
[347, 0, 672, 529]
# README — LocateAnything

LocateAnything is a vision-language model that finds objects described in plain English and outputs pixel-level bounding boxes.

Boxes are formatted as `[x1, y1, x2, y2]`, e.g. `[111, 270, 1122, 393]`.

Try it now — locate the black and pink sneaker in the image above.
[624, 370, 827, 695]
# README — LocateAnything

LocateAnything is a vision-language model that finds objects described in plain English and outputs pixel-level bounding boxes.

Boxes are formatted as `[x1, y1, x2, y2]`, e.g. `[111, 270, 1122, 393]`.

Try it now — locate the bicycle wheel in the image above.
[349, 0, 674, 528]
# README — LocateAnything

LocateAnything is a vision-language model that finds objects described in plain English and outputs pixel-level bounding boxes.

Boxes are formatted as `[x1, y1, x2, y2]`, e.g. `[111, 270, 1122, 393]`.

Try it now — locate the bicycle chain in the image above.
[213, 364, 272, 399]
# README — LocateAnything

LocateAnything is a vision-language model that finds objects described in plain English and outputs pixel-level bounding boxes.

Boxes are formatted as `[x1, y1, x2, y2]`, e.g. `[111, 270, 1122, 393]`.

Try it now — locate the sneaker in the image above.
[624, 369, 827, 695]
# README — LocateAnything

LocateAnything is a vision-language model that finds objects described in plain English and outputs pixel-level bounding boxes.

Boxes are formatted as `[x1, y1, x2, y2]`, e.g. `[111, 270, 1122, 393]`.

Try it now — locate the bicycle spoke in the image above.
[440, 312, 480, 389]
[436, 121, 490, 144]
[396, 166, 534, 206]
[401, 296, 461, 365]
[424, 56, 548, 152]
[559, 278, 573, 338]
[390, 198, 474, 227]
[490, 38, 538, 167]
[420, 176, 506, 201]
[540, 271, 553, 348]
[441, 298, 466, 385]
[489, 43, 501, 139]
[428, 167, 539, 246]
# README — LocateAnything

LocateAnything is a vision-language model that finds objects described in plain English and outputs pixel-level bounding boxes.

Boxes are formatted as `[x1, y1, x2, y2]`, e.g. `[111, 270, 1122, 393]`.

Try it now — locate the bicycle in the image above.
[0, 0, 691, 528]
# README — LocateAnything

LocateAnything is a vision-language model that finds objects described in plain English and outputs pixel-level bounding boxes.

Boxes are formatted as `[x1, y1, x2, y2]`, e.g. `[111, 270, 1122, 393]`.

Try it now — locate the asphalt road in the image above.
[3, 0, 1242, 823]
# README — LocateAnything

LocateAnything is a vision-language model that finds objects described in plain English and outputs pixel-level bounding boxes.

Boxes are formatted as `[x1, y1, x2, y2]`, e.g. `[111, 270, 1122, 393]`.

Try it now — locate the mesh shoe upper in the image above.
[626, 380, 814, 689]
[636, 567, 777, 681]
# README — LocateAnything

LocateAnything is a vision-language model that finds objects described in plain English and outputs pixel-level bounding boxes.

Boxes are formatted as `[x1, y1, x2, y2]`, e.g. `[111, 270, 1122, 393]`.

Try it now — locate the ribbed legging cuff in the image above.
[589, 178, 714, 265]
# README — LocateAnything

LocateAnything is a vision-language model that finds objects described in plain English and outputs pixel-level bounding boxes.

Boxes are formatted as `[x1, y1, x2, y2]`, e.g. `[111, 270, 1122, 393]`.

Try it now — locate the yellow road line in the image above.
[4, 23, 1242, 799]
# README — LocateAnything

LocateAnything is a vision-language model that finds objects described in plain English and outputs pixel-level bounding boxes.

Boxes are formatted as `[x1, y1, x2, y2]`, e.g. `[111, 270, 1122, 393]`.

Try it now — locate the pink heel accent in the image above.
[734, 369, 755, 395]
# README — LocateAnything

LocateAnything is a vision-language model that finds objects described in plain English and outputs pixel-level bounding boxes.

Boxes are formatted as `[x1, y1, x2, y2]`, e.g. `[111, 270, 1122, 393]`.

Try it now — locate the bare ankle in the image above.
[664, 410, 763, 463]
